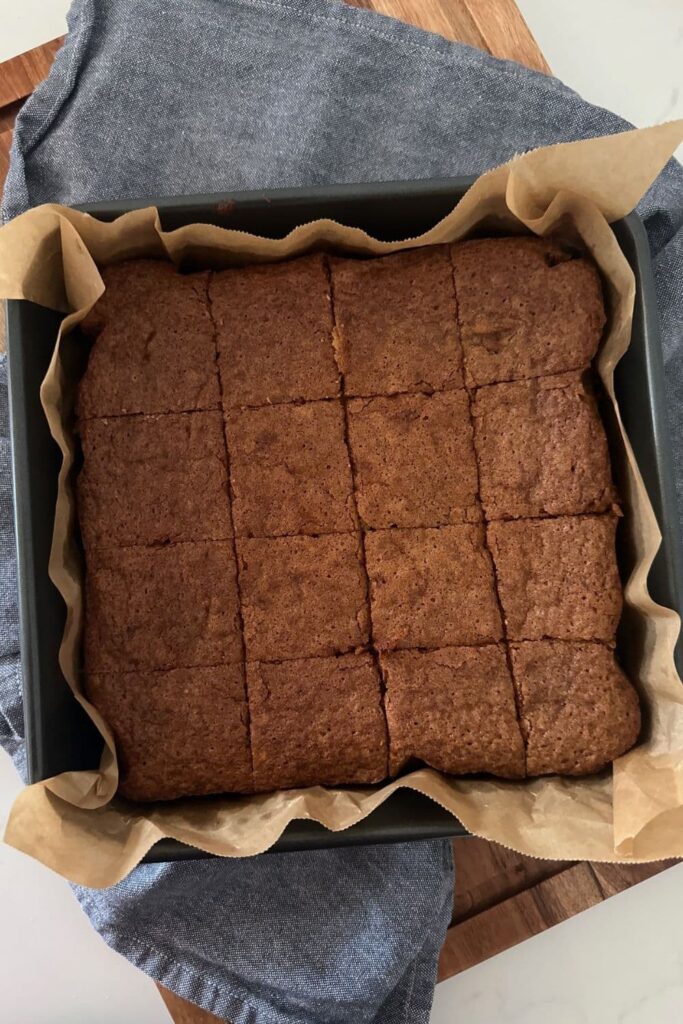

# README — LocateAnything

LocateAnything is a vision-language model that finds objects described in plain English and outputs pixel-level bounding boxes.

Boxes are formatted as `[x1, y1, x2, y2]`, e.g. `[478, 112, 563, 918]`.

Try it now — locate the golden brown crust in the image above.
[248, 653, 387, 790]
[382, 646, 525, 778]
[451, 236, 605, 387]
[365, 525, 503, 650]
[85, 542, 242, 674]
[227, 401, 356, 537]
[78, 411, 232, 549]
[510, 641, 641, 775]
[78, 260, 219, 417]
[488, 514, 622, 642]
[473, 371, 617, 520]
[329, 246, 463, 396]
[347, 391, 480, 529]
[238, 534, 370, 661]
[76, 241, 634, 800]
[87, 665, 252, 800]
[210, 253, 339, 407]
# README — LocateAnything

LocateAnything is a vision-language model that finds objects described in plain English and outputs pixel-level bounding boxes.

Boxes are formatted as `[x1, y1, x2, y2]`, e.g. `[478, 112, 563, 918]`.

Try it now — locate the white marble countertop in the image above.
[433, 861, 683, 1024]
[1, 1, 682, 1021]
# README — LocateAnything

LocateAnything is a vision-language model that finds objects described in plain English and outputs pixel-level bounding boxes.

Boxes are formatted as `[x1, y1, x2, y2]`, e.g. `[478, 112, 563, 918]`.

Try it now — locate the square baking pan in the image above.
[6, 178, 683, 863]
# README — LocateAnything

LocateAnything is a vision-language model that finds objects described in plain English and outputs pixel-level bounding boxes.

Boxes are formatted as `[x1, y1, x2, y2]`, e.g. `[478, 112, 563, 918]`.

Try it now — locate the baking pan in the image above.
[6, 178, 682, 864]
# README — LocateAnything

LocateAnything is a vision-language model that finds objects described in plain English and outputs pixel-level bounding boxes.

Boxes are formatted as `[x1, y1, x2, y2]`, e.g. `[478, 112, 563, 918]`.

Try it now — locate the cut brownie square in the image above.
[78, 260, 219, 417]
[85, 542, 242, 673]
[227, 400, 356, 537]
[78, 411, 231, 550]
[347, 391, 479, 529]
[238, 534, 370, 661]
[210, 254, 339, 407]
[87, 664, 251, 800]
[488, 515, 622, 642]
[382, 646, 525, 777]
[451, 236, 605, 387]
[365, 526, 502, 650]
[510, 641, 641, 776]
[248, 652, 387, 790]
[472, 371, 616, 520]
[329, 247, 463, 396]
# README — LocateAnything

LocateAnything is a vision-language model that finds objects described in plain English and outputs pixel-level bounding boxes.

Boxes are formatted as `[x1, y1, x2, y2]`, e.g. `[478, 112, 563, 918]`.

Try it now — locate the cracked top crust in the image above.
[227, 400, 356, 537]
[451, 236, 605, 388]
[76, 241, 634, 799]
[510, 641, 641, 776]
[78, 259, 219, 417]
[78, 410, 232, 549]
[210, 253, 339, 407]
[238, 534, 370, 661]
[248, 653, 387, 790]
[382, 645, 525, 778]
[347, 391, 480, 529]
[473, 371, 617, 520]
[87, 664, 252, 800]
[329, 246, 464, 396]
[85, 541, 243, 674]
[488, 514, 622, 642]
[365, 525, 503, 650]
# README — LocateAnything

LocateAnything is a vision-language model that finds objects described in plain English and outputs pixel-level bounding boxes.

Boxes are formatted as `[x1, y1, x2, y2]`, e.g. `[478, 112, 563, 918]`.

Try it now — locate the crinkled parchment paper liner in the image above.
[1, 123, 683, 887]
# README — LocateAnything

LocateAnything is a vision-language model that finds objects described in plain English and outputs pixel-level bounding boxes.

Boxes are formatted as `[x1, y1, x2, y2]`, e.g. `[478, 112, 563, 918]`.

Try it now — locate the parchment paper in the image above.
[1, 122, 683, 887]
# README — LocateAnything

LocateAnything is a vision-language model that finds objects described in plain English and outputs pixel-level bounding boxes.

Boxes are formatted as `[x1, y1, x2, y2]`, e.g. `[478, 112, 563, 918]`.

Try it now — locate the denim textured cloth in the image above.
[1, 0, 682, 1021]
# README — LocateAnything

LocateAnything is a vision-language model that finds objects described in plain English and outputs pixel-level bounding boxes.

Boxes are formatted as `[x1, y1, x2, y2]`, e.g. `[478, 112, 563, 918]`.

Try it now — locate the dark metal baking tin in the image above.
[6, 178, 682, 864]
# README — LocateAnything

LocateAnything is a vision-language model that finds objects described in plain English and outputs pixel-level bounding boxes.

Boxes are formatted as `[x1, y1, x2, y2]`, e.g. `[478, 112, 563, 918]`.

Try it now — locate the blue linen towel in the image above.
[1, 1, 681, 1021]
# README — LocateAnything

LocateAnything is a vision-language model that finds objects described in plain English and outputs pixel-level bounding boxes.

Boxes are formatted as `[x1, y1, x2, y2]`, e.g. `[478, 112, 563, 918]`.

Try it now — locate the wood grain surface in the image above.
[158, 987, 225, 1024]
[440, 849, 676, 980]
[347, 0, 550, 71]
[0, 4, 671, 1024]
[0, 36, 64, 108]
[451, 837, 568, 922]
[0, 129, 11, 192]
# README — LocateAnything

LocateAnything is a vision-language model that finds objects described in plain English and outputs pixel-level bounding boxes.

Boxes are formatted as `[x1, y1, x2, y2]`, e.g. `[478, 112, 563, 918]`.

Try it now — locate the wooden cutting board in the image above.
[0, 4, 673, 1023]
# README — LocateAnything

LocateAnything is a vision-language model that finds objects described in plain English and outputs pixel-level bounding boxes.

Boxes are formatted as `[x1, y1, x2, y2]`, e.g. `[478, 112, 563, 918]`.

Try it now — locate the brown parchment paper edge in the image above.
[1, 122, 683, 888]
